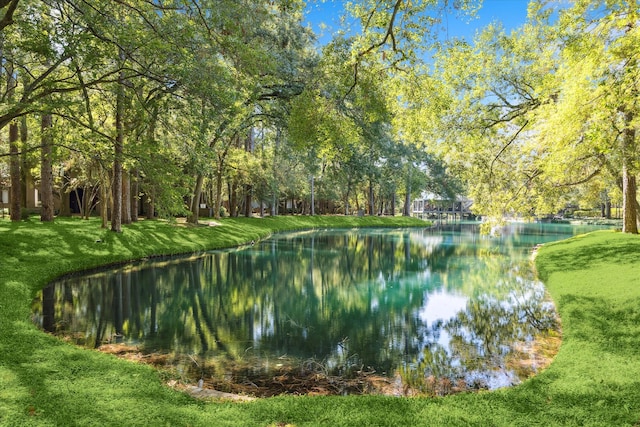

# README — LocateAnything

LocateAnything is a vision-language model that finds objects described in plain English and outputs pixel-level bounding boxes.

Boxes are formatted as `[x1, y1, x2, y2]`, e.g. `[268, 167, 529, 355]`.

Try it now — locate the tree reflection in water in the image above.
[32, 223, 587, 396]
[402, 276, 559, 395]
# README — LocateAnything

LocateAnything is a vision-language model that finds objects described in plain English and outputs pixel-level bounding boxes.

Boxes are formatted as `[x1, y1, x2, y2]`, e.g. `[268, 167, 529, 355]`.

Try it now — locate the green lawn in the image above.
[1, 217, 639, 426]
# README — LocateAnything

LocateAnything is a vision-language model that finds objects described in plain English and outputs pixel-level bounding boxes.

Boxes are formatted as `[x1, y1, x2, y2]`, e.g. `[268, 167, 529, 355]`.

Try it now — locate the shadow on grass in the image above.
[498, 377, 640, 426]
[3, 321, 213, 427]
[559, 294, 640, 358]
[536, 234, 640, 281]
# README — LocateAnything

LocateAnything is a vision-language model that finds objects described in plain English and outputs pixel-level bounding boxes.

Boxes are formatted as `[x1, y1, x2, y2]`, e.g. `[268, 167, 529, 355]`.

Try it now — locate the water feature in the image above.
[32, 222, 605, 396]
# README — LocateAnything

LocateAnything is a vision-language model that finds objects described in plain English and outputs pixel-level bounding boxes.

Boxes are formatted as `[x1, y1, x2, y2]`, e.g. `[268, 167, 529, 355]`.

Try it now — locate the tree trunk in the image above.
[368, 179, 375, 216]
[391, 191, 396, 216]
[189, 174, 204, 224]
[121, 170, 131, 224]
[310, 175, 315, 216]
[40, 113, 55, 222]
[621, 111, 638, 234]
[403, 166, 413, 217]
[6, 56, 21, 221]
[403, 191, 411, 217]
[214, 167, 224, 220]
[111, 135, 123, 231]
[9, 120, 20, 221]
[59, 172, 71, 217]
[82, 184, 90, 219]
[244, 130, 253, 218]
[229, 179, 238, 217]
[59, 169, 72, 218]
[271, 129, 281, 217]
[111, 50, 125, 233]
[622, 170, 638, 233]
[131, 169, 139, 222]
[344, 181, 351, 216]
[213, 145, 231, 220]
[20, 115, 28, 209]
[244, 184, 252, 217]
[146, 185, 155, 220]
[100, 177, 109, 228]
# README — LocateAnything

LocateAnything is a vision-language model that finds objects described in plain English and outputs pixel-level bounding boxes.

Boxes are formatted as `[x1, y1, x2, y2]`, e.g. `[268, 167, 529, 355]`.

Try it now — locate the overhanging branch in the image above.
[0, 0, 19, 32]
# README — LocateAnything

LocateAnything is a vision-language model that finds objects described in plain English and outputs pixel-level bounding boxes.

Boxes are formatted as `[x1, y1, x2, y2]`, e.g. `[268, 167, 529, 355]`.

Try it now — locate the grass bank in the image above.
[1, 218, 639, 426]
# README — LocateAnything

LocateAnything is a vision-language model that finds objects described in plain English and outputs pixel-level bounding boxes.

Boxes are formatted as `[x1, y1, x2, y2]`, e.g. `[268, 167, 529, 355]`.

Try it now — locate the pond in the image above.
[32, 222, 604, 396]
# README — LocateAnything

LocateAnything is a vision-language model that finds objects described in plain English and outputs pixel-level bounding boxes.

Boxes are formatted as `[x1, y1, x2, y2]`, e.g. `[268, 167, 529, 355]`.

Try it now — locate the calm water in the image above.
[32, 222, 605, 394]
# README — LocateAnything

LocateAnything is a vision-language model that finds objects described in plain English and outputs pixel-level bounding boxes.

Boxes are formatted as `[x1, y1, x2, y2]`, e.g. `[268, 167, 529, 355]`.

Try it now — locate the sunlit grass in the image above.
[1, 217, 640, 426]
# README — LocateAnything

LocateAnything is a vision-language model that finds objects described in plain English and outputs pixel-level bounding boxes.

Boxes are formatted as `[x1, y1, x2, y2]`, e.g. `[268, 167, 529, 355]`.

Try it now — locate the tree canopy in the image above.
[1, 0, 638, 233]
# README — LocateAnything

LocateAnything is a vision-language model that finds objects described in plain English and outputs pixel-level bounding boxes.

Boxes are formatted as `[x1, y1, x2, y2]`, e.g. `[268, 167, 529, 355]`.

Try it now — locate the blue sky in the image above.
[304, 0, 531, 45]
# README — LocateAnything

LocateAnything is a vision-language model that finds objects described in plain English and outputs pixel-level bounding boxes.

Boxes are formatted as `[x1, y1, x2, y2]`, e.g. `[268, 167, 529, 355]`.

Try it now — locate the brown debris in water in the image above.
[96, 328, 562, 399]
[198, 364, 397, 398]
[97, 344, 172, 365]
[96, 343, 398, 398]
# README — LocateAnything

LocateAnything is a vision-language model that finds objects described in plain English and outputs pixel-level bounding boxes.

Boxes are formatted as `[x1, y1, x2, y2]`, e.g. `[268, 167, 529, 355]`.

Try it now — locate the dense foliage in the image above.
[431, 0, 638, 231]
[0, 0, 638, 232]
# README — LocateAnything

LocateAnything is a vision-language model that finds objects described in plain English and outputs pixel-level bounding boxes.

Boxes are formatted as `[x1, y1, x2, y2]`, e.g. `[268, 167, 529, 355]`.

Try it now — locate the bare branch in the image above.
[552, 168, 601, 187]
[489, 119, 529, 179]
[0, 0, 19, 32]
[344, 0, 403, 99]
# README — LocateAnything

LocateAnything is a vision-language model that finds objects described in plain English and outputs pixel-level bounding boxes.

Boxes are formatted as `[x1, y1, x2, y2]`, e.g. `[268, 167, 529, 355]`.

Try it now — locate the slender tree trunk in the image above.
[9, 120, 20, 221]
[214, 167, 223, 220]
[20, 115, 28, 208]
[244, 184, 252, 217]
[142, 106, 159, 222]
[310, 175, 315, 216]
[111, 50, 125, 233]
[7, 57, 21, 221]
[344, 180, 351, 215]
[403, 166, 413, 216]
[82, 184, 90, 219]
[213, 145, 231, 220]
[622, 170, 637, 233]
[229, 180, 239, 217]
[189, 174, 204, 224]
[81, 169, 91, 219]
[100, 178, 109, 228]
[146, 186, 155, 220]
[122, 170, 131, 225]
[621, 111, 638, 234]
[131, 169, 139, 222]
[271, 129, 281, 217]
[59, 172, 71, 217]
[368, 179, 374, 216]
[244, 130, 253, 218]
[605, 199, 611, 219]
[40, 113, 55, 222]
[391, 191, 396, 216]
[111, 134, 123, 231]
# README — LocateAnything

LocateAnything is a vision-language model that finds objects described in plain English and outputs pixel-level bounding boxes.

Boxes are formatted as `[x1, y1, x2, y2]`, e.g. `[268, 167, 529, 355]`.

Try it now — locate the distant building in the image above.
[412, 192, 474, 220]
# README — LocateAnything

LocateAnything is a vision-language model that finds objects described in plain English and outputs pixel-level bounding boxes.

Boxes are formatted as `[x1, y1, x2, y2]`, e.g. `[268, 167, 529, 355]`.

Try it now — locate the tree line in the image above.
[1, 0, 638, 233]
